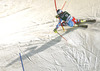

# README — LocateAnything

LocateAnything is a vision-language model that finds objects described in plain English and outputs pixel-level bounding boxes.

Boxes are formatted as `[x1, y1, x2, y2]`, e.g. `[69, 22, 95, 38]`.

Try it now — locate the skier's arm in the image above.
[56, 19, 62, 29]
[54, 19, 62, 33]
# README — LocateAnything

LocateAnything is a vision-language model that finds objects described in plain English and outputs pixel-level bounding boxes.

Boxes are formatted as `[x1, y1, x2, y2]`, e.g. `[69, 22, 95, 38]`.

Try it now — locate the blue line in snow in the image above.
[19, 53, 25, 71]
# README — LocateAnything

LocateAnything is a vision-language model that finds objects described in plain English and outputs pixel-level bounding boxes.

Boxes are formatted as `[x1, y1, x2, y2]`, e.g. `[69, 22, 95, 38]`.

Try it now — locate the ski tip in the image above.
[86, 19, 96, 22]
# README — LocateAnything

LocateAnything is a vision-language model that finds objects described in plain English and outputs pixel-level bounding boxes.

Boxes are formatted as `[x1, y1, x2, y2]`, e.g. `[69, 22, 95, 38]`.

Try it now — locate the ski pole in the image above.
[57, 31, 67, 42]
[19, 53, 25, 71]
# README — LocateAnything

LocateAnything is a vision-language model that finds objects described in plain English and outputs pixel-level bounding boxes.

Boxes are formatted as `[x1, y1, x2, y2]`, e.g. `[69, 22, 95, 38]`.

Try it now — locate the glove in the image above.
[53, 28, 57, 33]
[55, 15, 59, 18]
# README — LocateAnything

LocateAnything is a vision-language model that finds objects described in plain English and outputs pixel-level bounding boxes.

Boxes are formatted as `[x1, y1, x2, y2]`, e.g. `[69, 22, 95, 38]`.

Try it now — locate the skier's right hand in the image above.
[54, 28, 57, 33]
[55, 15, 59, 18]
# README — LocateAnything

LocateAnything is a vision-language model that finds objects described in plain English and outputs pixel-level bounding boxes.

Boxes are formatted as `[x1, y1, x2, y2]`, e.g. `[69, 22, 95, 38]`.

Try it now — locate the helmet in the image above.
[57, 9, 63, 14]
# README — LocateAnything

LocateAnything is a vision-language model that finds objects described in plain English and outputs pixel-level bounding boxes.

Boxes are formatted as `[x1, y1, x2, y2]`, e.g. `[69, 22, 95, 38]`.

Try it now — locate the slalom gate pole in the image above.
[61, 1, 67, 10]
[54, 0, 57, 11]
[54, 0, 65, 31]
[57, 32, 67, 42]
[19, 53, 25, 71]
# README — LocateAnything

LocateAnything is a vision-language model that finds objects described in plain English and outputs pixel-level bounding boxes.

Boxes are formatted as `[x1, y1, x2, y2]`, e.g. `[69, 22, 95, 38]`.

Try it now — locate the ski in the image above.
[78, 25, 88, 28]
[75, 19, 96, 28]
[74, 24, 88, 28]
[86, 19, 96, 22]
[80, 19, 96, 23]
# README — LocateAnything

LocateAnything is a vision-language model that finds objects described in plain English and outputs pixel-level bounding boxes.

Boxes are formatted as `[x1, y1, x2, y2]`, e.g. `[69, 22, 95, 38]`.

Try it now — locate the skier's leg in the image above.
[68, 21, 74, 27]
[71, 17, 80, 26]
[67, 16, 80, 27]
[71, 17, 83, 24]
[67, 17, 75, 27]
[67, 16, 81, 27]
[76, 19, 80, 23]
[75, 19, 87, 26]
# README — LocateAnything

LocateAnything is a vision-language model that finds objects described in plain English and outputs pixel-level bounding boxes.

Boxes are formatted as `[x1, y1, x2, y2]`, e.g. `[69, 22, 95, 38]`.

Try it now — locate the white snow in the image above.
[0, 0, 100, 71]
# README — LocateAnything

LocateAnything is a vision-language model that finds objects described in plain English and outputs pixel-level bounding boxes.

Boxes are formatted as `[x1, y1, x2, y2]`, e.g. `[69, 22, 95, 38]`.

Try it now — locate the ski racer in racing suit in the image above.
[54, 9, 80, 33]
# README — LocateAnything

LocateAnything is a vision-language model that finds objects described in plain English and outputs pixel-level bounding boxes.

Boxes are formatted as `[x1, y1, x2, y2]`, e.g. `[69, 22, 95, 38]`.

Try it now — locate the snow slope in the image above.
[0, 0, 100, 71]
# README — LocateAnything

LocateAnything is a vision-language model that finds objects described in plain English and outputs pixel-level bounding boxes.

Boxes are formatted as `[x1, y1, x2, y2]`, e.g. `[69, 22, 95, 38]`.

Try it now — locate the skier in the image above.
[53, 9, 95, 33]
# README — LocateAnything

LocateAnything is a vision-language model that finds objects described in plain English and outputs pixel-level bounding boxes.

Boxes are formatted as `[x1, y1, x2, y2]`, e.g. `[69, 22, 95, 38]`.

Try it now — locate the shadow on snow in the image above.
[6, 27, 80, 67]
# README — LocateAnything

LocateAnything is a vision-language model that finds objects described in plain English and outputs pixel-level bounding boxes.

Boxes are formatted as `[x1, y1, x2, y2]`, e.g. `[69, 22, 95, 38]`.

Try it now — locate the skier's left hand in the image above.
[54, 28, 57, 33]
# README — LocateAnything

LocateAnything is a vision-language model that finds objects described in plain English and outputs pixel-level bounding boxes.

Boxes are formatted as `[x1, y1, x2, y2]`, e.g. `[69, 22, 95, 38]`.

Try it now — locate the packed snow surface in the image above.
[0, 0, 100, 71]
